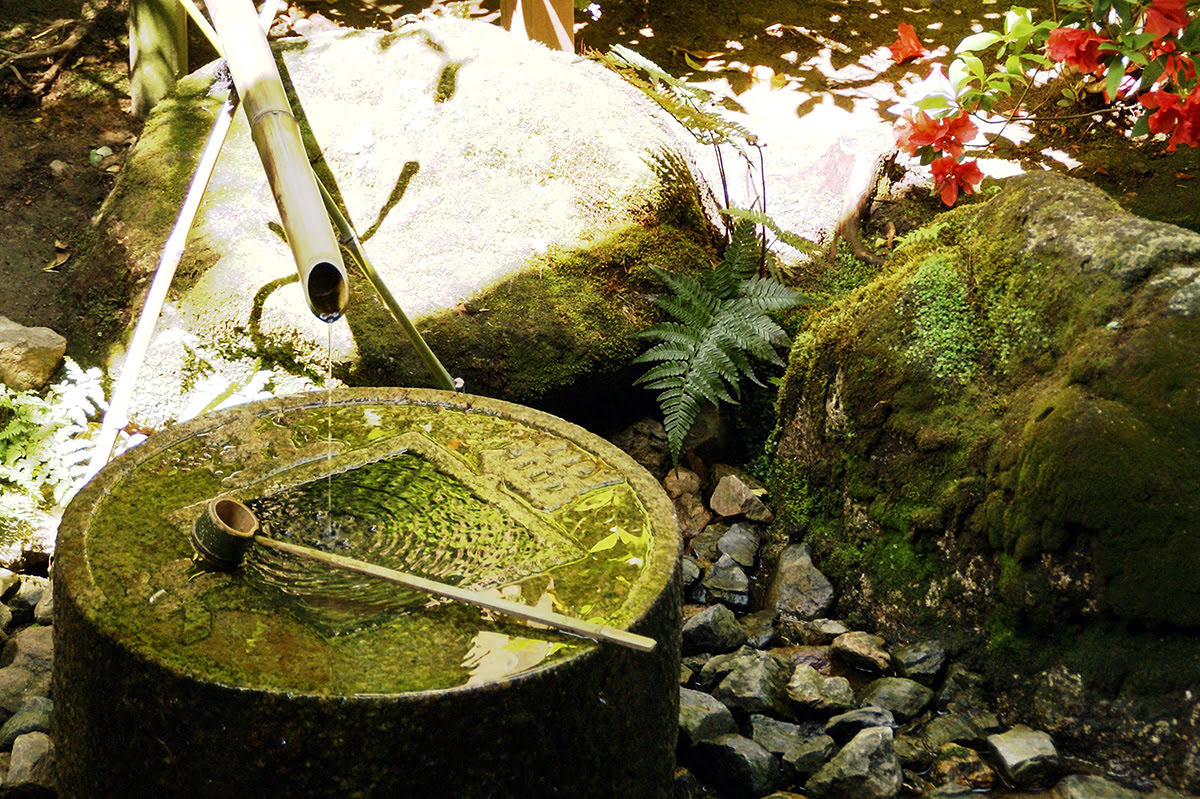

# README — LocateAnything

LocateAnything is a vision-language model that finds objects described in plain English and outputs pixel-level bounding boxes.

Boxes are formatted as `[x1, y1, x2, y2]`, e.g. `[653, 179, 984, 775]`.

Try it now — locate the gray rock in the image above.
[891, 639, 947, 686]
[805, 726, 903, 799]
[0, 626, 53, 713]
[824, 706, 896, 744]
[935, 664, 986, 713]
[767, 544, 835, 621]
[710, 474, 774, 522]
[779, 617, 849, 645]
[987, 725, 1059, 789]
[7, 575, 47, 612]
[610, 419, 669, 479]
[679, 687, 738, 748]
[682, 603, 747, 656]
[692, 734, 780, 799]
[831, 631, 890, 673]
[32, 574, 53, 626]
[0, 569, 19, 601]
[1053, 774, 1143, 799]
[749, 714, 809, 756]
[787, 663, 856, 717]
[712, 649, 793, 718]
[695, 649, 746, 691]
[675, 493, 714, 538]
[921, 713, 983, 750]
[927, 784, 974, 798]
[739, 609, 777, 649]
[690, 524, 728, 562]
[6, 731, 55, 793]
[0, 317, 66, 391]
[892, 734, 931, 770]
[784, 734, 837, 780]
[702, 554, 751, 610]
[717, 523, 760, 568]
[858, 677, 933, 722]
[929, 742, 999, 790]
[681, 557, 702, 590]
[0, 696, 52, 750]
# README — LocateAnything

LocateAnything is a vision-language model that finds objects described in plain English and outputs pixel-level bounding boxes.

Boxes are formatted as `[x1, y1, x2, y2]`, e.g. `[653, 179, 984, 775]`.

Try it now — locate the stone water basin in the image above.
[54, 388, 681, 797]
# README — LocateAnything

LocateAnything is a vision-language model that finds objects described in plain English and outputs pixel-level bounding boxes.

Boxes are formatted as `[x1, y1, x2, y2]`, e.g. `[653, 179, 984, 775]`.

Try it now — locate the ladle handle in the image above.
[254, 536, 657, 653]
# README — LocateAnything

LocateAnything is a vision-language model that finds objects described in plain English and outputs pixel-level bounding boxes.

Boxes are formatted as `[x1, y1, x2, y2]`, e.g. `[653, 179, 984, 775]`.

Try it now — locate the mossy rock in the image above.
[770, 171, 1200, 631]
[70, 20, 717, 427]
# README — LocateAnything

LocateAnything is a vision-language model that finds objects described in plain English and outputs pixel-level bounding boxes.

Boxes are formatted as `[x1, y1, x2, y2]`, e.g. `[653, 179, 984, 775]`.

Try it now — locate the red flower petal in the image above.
[1146, 0, 1190, 39]
[889, 23, 928, 64]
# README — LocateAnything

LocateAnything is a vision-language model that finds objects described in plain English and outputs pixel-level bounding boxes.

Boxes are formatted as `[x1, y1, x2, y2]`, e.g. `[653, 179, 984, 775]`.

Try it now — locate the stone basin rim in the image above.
[56, 386, 681, 699]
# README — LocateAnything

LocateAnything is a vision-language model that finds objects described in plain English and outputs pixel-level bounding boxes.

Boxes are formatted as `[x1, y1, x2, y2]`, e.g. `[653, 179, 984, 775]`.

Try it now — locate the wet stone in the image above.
[32, 580, 52, 627]
[679, 687, 738, 749]
[891, 639, 947, 686]
[6, 731, 54, 794]
[696, 648, 748, 691]
[987, 725, 1060, 790]
[785, 733, 837, 780]
[739, 609, 778, 649]
[717, 523, 760, 568]
[0, 626, 52, 713]
[776, 644, 834, 674]
[779, 618, 848, 646]
[936, 665, 986, 713]
[858, 677, 934, 722]
[787, 663, 856, 717]
[681, 557, 702, 590]
[1053, 774, 1144, 799]
[663, 466, 702, 499]
[767, 544, 835, 621]
[682, 603, 748, 656]
[805, 726, 903, 799]
[930, 742, 998, 790]
[831, 631, 891, 673]
[893, 734, 931, 770]
[710, 474, 774, 522]
[702, 554, 751, 610]
[690, 524, 728, 562]
[692, 734, 780, 799]
[712, 649, 794, 718]
[675, 493, 714, 538]
[824, 706, 897, 744]
[927, 784, 975, 798]
[0, 696, 52, 751]
[7, 576, 47, 612]
[922, 713, 984, 750]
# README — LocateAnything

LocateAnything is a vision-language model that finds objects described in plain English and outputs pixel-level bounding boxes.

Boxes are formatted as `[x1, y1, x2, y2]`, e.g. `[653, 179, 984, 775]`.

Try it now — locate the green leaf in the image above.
[1141, 58, 1164, 89]
[1130, 111, 1151, 138]
[956, 31, 1003, 53]
[1104, 60, 1123, 100]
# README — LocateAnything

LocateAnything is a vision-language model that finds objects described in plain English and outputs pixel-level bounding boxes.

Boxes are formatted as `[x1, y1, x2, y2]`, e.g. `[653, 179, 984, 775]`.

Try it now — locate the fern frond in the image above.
[724, 219, 762, 281]
[722, 207, 822, 254]
[739, 275, 804, 311]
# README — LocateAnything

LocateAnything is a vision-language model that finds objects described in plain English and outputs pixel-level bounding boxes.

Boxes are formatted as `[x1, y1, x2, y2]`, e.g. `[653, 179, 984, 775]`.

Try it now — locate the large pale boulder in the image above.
[73, 20, 716, 427]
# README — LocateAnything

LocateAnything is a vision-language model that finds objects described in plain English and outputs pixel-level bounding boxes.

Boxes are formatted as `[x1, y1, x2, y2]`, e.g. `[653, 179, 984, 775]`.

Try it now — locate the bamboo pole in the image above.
[129, 0, 188, 117]
[83, 2, 280, 485]
[206, 0, 349, 322]
[501, 0, 574, 52]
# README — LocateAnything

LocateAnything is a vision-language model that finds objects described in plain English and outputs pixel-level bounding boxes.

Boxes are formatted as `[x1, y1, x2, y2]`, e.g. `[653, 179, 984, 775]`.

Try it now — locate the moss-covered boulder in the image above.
[772, 171, 1200, 631]
[72, 20, 716, 427]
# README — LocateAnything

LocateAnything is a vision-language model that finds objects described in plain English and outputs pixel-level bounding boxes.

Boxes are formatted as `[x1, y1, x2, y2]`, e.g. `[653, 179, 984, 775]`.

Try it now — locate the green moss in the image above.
[905, 252, 982, 383]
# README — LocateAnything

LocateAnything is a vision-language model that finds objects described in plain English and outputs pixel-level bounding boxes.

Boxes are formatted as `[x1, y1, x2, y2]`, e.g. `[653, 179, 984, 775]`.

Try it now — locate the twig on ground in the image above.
[0, 0, 113, 93]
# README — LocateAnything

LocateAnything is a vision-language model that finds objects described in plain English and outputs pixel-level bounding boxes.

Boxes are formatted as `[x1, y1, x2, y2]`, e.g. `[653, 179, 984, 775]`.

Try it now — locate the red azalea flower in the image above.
[889, 23, 928, 63]
[1146, 0, 1190, 39]
[894, 110, 978, 158]
[1142, 90, 1185, 135]
[1173, 87, 1200, 149]
[1046, 27, 1111, 75]
[1150, 38, 1198, 85]
[931, 156, 984, 206]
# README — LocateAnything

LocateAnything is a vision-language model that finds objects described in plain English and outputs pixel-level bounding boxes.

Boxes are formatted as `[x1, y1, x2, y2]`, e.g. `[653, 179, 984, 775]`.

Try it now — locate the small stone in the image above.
[712, 649, 793, 718]
[891, 640, 947, 686]
[1053, 774, 1143, 799]
[858, 677, 934, 722]
[675, 493, 713, 538]
[33, 577, 53, 628]
[49, 159, 70, 178]
[702, 554, 751, 610]
[690, 524, 727, 562]
[805, 726, 903, 799]
[987, 725, 1059, 789]
[775, 644, 833, 673]
[681, 557, 701, 589]
[739, 609, 777, 649]
[831, 631, 890, 673]
[787, 663, 856, 717]
[682, 603, 748, 655]
[784, 734, 836, 780]
[779, 617, 849, 646]
[929, 742, 998, 790]
[691, 734, 780, 799]
[679, 687, 738, 748]
[717, 523, 760, 568]
[922, 713, 983, 750]
[0, 317, 67, 392]
[6, 731, 55, 793]
[927, 784, 975, 798]
[936, 665, 986, 713]
[0, 626, 54, 713]
[710, 474, 774, 521]
[8, 575, 47, 612]
[0, 569, 20, 600]
[892, 734, 931, 770]
[824, 706, 897, 744]
[663, 466, 702, 499]
[0, 696, 53, 750]
[767, 544, 835, 621]
[695, 648, 746, 691]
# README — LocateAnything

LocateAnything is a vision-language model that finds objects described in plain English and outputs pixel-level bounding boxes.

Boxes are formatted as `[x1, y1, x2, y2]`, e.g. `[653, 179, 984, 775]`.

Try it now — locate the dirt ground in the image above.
[2, 0, 1198, 345]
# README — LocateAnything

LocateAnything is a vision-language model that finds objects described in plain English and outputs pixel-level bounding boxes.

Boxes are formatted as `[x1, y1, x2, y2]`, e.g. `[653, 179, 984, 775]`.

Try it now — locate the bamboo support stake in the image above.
[129, 0, 188, 117]
[83, 2, 279, 484]
[501, 0, 574, 52]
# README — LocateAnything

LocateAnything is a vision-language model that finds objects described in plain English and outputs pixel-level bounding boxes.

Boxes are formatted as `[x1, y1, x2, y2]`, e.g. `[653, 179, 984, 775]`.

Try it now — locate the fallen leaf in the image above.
[43, 250, 70, 272]
[1176, 172, 1194, 180]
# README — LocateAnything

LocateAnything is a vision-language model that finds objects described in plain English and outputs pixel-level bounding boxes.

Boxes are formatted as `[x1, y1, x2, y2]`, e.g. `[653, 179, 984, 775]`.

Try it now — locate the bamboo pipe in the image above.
[193, 497, 657, 653]
[206, 0, 348, 321]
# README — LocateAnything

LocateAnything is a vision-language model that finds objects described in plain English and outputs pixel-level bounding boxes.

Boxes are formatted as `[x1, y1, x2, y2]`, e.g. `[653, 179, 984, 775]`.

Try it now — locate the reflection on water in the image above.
[462, 631, 562, 686]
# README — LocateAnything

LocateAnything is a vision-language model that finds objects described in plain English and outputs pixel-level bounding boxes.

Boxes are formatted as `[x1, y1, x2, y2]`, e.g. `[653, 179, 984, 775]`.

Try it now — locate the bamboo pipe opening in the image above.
[307, 260, 349, 322]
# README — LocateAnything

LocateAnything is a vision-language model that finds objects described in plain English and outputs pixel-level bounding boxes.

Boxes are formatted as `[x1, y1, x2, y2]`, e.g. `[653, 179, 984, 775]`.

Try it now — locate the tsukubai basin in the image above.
[54, 389, 681, 797]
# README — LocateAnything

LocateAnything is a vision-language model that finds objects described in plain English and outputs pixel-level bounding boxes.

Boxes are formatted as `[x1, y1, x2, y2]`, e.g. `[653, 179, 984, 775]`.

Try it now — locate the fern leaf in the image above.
[722, 207, 821, 254]
[740, 275, 804, 311]
[724, 219, 762, 281]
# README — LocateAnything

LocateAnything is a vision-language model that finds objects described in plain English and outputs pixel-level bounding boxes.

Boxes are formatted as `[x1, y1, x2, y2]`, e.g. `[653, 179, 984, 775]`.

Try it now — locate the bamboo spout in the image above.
[206, 0, 348, 321]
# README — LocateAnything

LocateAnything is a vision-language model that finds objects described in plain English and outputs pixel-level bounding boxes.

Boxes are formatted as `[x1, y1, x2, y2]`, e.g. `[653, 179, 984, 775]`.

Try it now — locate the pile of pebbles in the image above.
[657, 458, 1195, 799]
[0, 561, 56, 796]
